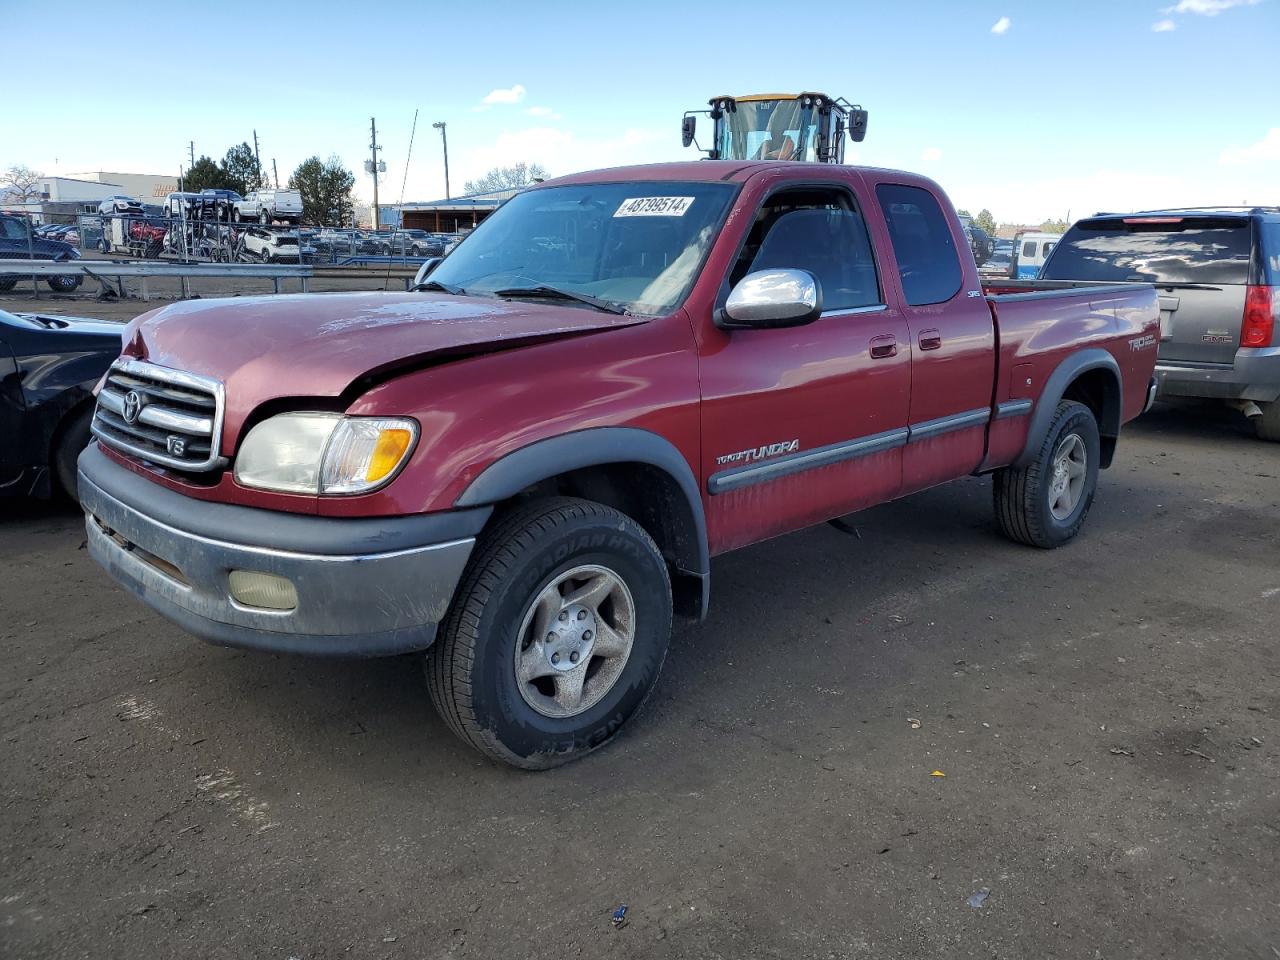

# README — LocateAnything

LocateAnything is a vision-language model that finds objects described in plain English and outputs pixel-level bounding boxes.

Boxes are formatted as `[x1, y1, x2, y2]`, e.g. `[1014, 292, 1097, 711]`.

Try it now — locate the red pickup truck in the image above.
[79, 161, 1160, 768]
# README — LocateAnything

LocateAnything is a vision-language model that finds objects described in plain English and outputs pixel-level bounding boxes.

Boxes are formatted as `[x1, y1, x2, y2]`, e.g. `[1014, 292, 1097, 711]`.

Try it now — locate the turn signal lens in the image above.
[318, 417, 419, 494]
[367, 428, 413, 482]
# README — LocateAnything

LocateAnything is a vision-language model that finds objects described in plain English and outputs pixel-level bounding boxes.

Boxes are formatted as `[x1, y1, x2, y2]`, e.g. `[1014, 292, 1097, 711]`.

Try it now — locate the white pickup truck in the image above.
[234, 189, 304, 225]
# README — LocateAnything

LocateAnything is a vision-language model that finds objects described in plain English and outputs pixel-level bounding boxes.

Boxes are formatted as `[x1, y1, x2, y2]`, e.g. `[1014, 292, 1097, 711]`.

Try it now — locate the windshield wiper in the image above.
[414, 279, 465, 295]
[492, 285, 628, 315]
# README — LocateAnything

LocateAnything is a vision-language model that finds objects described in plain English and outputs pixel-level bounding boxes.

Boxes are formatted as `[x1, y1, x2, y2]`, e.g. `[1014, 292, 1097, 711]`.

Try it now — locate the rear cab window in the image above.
[1042, 216, 1253, 284]
[874, 184, 962, 305]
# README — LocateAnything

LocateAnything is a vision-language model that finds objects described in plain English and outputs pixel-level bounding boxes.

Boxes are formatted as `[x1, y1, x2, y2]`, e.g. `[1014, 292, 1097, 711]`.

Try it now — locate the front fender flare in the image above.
[455, 427, 710, 613]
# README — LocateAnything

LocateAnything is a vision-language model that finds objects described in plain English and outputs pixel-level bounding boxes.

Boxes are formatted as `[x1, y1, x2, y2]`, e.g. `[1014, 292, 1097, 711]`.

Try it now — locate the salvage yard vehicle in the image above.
[0, 214, 83, 293]
[1012, 231, 1060, 278]
[1040, 207, 1280, 440]
[234, 188, 304, 225]
[237, 227, 302, 263]
[1, 309, 123, 502]
[78, 160, 1160, 769]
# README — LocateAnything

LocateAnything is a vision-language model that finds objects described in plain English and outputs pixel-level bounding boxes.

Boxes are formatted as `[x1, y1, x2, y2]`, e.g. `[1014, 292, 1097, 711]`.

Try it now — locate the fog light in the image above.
[228, 570, 298, 611]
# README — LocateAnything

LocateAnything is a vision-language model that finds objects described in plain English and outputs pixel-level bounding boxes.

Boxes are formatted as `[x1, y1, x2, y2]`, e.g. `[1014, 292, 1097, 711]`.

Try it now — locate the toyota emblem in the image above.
[122, 390, 144, 425]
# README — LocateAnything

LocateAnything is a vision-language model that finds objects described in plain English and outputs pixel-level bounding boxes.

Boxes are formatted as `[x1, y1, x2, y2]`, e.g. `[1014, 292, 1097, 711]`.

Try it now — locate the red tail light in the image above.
[1242, 285, 1276, 348]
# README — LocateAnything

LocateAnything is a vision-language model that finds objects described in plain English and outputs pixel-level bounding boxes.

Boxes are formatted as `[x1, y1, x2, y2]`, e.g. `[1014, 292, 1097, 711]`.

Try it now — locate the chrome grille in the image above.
[92, 359, 225, 471]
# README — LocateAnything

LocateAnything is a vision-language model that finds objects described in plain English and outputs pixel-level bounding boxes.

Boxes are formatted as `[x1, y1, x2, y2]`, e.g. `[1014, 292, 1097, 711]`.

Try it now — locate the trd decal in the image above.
[716, 439, 799, 466]
[1128, 334, 1156, 352]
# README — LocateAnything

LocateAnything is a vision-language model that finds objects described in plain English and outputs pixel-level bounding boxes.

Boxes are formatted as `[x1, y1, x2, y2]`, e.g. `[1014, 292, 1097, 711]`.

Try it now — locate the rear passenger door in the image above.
[870, 181, 996, 492]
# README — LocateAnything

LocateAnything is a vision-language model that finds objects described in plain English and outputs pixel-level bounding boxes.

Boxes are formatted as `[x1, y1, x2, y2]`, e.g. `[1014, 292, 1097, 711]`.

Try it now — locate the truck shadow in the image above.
[1130, 399, 1259, 444]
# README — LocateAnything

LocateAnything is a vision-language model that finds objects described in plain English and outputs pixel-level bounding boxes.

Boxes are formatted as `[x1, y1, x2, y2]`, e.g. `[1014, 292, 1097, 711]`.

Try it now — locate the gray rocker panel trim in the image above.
[907, 407, 991, 442]
[995, 398, 1034, 420]
[708, 427, 909, 495]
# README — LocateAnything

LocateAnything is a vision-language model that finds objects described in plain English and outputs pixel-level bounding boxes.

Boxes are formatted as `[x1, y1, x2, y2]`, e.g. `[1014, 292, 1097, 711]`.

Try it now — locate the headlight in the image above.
[234, 413, 417, 495]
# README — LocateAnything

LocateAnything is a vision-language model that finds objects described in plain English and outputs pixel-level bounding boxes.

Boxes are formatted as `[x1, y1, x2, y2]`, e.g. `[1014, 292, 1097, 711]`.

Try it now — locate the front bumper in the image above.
[1155, 346, 1280, 403]
[78, 444, 488, 657]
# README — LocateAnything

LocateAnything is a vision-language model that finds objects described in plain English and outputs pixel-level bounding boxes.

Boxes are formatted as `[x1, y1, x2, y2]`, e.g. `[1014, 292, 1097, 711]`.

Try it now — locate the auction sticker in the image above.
[614, 196, 695, 217]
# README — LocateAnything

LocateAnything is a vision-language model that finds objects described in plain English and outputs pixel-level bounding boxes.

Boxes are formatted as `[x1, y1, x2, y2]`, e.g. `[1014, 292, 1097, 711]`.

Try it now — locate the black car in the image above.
[0, 309, 124, 501]
[198, 189, 243, 222]
[0, 214, 83, 293]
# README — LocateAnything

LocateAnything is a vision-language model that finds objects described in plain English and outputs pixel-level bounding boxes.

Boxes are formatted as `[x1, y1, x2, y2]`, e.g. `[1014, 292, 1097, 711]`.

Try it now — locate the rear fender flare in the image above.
[1016, 349, 1122, 467]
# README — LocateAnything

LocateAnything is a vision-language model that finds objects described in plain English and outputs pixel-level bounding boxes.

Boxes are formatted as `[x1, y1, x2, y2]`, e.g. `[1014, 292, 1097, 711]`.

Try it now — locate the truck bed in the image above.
[980, 280, 1161, 471]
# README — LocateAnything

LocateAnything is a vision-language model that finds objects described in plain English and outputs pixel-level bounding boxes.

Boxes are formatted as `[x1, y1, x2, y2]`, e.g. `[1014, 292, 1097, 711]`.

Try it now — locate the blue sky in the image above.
[6, 0, 1276, 224]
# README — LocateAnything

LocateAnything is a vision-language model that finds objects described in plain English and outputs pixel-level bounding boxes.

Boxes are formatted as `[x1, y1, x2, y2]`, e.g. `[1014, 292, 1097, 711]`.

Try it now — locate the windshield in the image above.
[1043, 219, 1252, 284]
[428, 181, 737, 315]
[717, 99, 819, 162]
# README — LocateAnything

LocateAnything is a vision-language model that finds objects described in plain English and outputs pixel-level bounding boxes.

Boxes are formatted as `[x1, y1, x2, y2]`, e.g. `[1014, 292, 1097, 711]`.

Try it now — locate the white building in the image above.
[64, 171, 179, 203]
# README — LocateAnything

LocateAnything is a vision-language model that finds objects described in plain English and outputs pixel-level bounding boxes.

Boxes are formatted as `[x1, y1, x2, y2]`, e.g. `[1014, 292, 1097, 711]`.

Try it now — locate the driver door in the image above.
[696, 178, 911, 554]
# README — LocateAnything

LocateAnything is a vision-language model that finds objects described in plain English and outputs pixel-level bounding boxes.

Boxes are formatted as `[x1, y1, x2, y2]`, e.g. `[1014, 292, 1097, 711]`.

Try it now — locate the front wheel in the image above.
[993, 400, 1100, 548]
[426, 497, 672, 769]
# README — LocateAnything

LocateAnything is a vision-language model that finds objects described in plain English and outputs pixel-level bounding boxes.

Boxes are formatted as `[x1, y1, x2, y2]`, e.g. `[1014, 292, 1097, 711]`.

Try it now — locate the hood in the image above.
[125, 291, 646, 437]
[33, 314, 128, 339]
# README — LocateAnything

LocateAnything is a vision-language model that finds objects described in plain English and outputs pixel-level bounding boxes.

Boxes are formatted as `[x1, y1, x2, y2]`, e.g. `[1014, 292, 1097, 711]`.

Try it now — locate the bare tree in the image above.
[1, 165, 45, 203]
[463, 162, 548, 196]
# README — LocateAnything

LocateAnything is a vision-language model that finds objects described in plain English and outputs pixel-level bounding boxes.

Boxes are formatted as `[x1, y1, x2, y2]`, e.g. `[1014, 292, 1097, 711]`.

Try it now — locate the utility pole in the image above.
[189, 141, 195, 168]
[272, 158, 279, 189]
[432, 121, 450, 199]
[368, 117, 381, 229]
[252, 130, 262, 184]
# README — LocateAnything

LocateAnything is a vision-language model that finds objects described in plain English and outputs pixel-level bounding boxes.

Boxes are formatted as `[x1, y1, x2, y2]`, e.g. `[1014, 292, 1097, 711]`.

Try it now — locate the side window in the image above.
[1022, 240, 1037, 258]
[1043, 241, 1056, 257]
[874, 184, 962, 305]
[728, 187, 881, 312]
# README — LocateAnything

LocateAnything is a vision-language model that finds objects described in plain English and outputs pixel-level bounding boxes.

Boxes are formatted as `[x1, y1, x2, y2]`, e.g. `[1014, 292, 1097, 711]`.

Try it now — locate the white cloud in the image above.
[482, 84, 526, 105]
[527, 106, 562, 120]
[1151, 18, 1177, 30]
[1219, 128, 1280, 166]
[1161, 0, 1259, 14]
[990, 16, 1011, 34]
[921, 146, 943, 162]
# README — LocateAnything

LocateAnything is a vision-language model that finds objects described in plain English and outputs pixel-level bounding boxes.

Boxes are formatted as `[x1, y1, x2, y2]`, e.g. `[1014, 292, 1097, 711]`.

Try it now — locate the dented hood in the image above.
[124, 291, 645, 435]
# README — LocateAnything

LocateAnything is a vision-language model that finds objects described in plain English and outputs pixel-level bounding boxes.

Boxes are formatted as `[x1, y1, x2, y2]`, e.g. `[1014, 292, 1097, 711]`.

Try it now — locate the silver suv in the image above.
[1042, 208, 1280, 440]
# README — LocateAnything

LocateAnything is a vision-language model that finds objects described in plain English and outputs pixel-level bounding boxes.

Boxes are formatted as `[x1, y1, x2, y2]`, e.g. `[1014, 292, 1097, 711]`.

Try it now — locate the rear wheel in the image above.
[1256, 401, 1280, 442]
[46, 273, 82, 293]
[259, 210, 269, 225]
[426, 497, 672, 769]
[994, 400, 1100, 548]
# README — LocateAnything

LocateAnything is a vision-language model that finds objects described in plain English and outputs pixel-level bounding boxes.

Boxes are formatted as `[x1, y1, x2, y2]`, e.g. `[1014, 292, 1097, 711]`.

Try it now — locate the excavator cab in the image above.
[681, 92, 868, 164]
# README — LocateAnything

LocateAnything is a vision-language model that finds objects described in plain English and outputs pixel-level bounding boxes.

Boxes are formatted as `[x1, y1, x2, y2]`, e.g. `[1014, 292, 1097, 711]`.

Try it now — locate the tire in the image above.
[993, 400, 1100, 548]
[233, 210, 241, 223]
[1256, 401, 1280, 442]
[426, 497, 673, 769]
[259, 210, 269, 225]
[46, 273, 82, 293]
[53, 407, 93, 504]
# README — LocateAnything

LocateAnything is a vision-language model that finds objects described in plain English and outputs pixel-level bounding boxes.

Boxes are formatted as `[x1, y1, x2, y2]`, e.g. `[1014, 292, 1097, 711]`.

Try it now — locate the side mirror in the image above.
[848, 109, 869, 143]
[681, 115, 696, 148]
[412, 257, 443, 287]
[719, 269, 822, 329]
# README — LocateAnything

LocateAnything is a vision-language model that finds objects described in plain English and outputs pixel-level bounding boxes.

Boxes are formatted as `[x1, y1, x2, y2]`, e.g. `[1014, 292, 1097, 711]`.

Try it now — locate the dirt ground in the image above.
[1, 303, 1278, 958]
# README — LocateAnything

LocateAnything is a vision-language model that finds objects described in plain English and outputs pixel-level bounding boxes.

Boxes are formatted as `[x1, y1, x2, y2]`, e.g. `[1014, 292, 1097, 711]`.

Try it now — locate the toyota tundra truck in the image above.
[78, 161, 1160, 768]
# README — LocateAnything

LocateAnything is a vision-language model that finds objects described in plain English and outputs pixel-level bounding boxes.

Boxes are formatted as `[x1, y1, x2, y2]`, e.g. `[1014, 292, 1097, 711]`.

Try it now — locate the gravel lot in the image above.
[2, 323, 1277, 956]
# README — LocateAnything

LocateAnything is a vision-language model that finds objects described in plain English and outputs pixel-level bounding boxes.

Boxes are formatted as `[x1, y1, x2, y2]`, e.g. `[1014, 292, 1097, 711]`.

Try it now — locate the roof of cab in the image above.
[540, 160, 923, 188]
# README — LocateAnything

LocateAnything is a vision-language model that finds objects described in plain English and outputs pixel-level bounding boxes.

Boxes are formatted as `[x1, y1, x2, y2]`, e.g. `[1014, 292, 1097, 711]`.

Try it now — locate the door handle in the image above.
[918, 328, 942, 351]
[869, 334, 898, 359]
